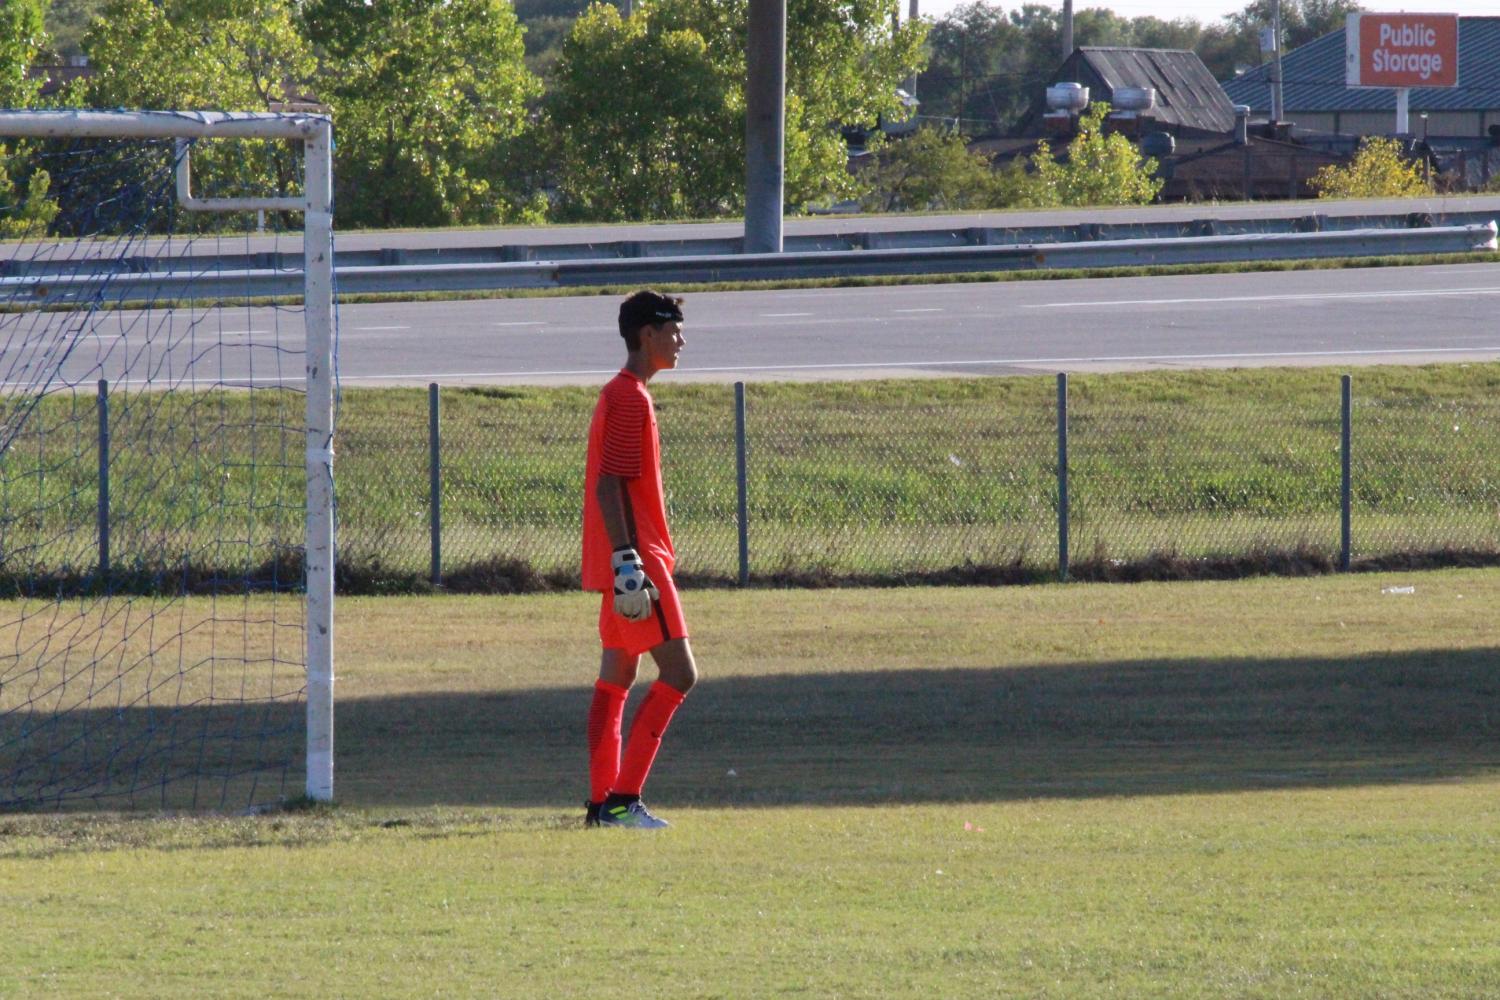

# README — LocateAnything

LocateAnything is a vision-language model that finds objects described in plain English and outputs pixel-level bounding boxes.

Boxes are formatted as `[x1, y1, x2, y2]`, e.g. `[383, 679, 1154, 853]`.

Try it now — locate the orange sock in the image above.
[587, 679, 629, 804]
[615, 681, 686, 797]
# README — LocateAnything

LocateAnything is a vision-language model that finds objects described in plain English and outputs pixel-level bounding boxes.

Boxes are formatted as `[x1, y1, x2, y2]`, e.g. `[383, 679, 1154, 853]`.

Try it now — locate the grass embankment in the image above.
[1, 569, 1498, 996]
[4, 363, 1499, 591]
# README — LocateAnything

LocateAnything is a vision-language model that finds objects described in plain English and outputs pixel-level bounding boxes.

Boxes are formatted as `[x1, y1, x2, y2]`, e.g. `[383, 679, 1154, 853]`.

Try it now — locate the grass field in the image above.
[2, 568, 1497, 997]
[6, 364, 1499, 590]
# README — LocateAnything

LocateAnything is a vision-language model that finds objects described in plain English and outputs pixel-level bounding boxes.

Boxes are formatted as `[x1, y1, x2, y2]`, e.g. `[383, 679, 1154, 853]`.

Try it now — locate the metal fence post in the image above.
[1057, 372, 1069, 582]
[1340, 373, 1352, 572]
[97, 378, 110, 581]
[429, 382, 442, 585]
[735, 381, 750, 586]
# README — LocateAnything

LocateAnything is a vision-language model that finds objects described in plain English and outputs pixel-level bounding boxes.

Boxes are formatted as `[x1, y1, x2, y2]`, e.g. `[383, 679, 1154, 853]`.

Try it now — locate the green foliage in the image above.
[41, 0, 105, 58]
[769, 0, 928, 206]
[302, 0, 543, 229]
[545, 2, 741, 221]
[1022, 104, 1163, 207]
[0, 1, 59, 238]
[0, 0, 48, 107]
[918, 2, 1226, 134]
[1219, 0, 1361, 72]
[548, 0, 925, 218]
[0, 158, 59, 238]
[76, 0, 314, 230]
[83, 0, 313, 111]
[1311, 136, 1434, 199]
[860, 125, 1005, 212]
[917, 0, 1361, 134]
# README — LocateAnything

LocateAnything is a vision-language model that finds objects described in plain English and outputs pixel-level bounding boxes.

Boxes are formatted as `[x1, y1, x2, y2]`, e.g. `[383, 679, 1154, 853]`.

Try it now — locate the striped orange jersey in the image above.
[582, 370, 675, 592]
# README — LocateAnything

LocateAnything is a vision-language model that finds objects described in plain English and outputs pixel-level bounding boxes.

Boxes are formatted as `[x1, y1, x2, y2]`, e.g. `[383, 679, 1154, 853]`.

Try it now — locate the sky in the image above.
[915, 0, 1500, 26]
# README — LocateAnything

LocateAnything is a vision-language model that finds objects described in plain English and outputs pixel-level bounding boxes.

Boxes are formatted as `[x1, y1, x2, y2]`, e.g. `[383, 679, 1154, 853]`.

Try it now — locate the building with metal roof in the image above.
[1224, 16, 1500, 138]
[1017, 47, 1239, 137]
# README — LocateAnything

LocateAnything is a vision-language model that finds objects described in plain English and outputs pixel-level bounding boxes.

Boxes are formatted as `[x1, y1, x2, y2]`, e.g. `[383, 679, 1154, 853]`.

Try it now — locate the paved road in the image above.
[323, 261, 1500, 386]
[10, 261, 1494, 389]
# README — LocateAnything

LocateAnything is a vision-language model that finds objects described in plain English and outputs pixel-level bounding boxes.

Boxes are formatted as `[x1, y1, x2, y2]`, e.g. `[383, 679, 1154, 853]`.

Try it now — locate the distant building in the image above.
[26, 57, 93, 101]
[1016, 47, 1239, 138]
[1224, 16, 1500, 139]
[1002, 46, 1347, 201]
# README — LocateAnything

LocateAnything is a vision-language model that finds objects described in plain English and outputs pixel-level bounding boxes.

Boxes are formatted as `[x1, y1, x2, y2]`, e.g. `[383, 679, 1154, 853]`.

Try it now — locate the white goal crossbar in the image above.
[0, 109, 337, 803]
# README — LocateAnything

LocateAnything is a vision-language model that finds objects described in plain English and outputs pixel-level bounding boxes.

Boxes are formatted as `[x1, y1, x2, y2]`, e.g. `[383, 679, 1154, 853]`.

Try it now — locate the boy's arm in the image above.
[596, 474, 658, 621]
[594, 474, 635, 550]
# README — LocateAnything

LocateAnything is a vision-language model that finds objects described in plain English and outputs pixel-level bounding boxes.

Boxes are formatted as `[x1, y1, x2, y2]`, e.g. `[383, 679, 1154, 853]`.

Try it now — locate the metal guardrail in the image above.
[4, 221, 1495, 303]
[5, 208, 1496, 279]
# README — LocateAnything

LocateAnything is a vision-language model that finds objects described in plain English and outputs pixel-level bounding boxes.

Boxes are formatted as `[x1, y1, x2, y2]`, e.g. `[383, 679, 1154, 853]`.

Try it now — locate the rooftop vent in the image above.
[1046, 83, 1089, 112]
[1111, 87, 1156, 112]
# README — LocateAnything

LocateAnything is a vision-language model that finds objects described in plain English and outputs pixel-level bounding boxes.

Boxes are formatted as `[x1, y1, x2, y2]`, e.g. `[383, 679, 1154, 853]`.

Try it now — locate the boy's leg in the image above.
[587, 648, 639, 818]
[614, 638, 696, 797]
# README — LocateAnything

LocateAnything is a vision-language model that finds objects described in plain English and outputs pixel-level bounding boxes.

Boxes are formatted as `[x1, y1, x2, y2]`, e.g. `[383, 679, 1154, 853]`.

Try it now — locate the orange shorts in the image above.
[598, 567, 688, 657]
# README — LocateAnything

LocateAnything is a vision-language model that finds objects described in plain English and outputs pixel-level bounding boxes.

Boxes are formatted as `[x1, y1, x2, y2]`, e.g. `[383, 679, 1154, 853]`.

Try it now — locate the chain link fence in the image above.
[329, 368, 1500, 591]
[1352, 383, 1500, 561]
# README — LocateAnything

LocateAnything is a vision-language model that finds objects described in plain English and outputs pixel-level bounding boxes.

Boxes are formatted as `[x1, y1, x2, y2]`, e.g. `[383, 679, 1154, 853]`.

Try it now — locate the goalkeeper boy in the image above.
[580, 290, 698, 829]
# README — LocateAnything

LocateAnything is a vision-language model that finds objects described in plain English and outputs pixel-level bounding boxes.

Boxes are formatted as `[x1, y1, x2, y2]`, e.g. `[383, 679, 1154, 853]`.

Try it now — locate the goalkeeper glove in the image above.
[611, 546, 660, 622]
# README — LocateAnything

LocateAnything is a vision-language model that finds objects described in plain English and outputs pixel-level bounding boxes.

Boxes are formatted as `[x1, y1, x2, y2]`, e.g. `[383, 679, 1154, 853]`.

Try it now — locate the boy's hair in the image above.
[618, 290, 685, 350]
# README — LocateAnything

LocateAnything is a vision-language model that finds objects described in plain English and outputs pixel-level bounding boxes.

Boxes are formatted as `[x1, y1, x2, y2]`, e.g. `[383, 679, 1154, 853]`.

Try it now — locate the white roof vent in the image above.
[1112, 87, 1156, 112]
[1046, 83, 1089, 112]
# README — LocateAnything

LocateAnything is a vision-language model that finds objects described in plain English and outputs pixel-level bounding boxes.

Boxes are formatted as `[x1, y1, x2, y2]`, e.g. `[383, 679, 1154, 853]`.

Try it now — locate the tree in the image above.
[42, 0, 107, 59]
[1, 0, 48, 107]
[0, 155, 59, 238]
[546, 3, 741, 221]
[0, 0, 59, 238]
[1022, 103, 1163, 206]
[84, 0, 313, 112]
[1211, 0, 1361, 79]
[918, 2, 1026, 135]
[548, 0, 925, 219]
[918, 3, 1219, 137]
[1310, 136, 1432, 199]
[860, 126, 1003, 212]
[76, 0, 314, 231]
[302, 0, 543, 228]
[654, 0, 927, 209]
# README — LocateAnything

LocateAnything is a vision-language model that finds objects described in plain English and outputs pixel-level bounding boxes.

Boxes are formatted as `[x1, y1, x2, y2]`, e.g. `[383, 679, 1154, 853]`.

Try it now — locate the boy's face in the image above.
[641, 320, 685, 370]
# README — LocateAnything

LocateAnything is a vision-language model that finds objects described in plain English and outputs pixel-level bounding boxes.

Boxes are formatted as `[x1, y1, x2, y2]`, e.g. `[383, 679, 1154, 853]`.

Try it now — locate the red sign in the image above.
[1345, 12, 1459, 88]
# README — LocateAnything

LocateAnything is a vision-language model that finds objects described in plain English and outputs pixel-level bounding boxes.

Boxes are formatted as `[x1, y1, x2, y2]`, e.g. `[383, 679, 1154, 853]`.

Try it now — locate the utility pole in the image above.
[1062, 0, 1073, 61]
[1270, 0, 1285, 125]
[745, 0, 786, 254]
[907, 0, 919, 99]
[958, 28, 966, 130]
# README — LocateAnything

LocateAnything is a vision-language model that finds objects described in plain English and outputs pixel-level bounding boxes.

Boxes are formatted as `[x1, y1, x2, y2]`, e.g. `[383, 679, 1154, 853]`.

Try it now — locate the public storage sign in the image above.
[1346, 12, 1459, 88]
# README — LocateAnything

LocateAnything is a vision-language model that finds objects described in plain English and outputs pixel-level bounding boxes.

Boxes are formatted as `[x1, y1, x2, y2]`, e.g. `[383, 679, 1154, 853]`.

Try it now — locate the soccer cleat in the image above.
[597, 798, 670, 829]
[584, 800, 602, 828]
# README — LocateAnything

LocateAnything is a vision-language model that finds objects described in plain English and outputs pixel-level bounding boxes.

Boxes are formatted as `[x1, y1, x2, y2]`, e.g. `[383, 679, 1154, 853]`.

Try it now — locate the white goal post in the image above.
[0, 110, 336, 804]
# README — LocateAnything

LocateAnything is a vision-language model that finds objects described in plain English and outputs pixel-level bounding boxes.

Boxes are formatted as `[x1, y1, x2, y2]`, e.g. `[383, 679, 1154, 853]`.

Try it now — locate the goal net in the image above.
[0, 111, 335, 811]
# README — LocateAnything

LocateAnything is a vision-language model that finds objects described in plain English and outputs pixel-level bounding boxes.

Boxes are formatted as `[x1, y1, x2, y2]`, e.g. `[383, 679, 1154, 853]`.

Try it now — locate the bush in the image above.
[860, 126, 1004, 212]
[1311, 136, 1433, 199]
[1020, 103, 1163, 207]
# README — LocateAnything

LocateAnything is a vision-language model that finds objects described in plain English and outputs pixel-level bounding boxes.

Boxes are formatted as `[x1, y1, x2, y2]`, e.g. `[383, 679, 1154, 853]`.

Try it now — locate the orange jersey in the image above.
[581, 370, 675, 592]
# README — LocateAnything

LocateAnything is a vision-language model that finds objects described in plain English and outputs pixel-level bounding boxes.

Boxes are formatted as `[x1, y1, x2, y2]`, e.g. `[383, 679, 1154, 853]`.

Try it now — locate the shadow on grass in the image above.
[337, 647, 1500, 809]
[6, 647, 1497, 812]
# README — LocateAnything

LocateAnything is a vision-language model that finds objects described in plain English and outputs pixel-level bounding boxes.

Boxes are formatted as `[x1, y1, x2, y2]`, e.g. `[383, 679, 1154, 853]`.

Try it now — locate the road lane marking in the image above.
[761, 312, 815, 318]
[893, 308, 944, 313]
[350, 325, 410, 331]
[494, 321, 545, 327]
[1024, 287, 1500, 309]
